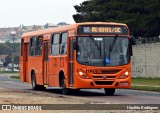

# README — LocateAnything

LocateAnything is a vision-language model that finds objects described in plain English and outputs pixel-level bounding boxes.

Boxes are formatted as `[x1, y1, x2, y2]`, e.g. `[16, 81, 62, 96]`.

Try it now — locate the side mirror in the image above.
[130, 36, 136, 56]
[131, 36, 136, 45]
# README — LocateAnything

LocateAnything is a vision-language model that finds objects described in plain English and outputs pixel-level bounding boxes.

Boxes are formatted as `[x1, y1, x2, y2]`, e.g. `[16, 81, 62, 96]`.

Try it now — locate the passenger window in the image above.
[30, 36, 43, 56]
[60, 32, 68, 55]
[53, 34, 60, 44]
[51, 33, 60, 55]
[30, 37, 36, 56]
[36, 36, 43, 56]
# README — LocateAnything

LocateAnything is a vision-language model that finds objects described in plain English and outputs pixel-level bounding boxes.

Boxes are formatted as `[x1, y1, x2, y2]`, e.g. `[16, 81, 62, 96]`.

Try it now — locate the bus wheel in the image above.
[61, 76, 69, 95]
[31, 73, 38, 90]
[104, 88, 115, 96]
[31, 73, 45, 91]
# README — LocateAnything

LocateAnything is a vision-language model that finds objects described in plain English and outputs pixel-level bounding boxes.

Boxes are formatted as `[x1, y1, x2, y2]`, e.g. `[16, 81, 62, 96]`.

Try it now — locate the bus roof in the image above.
[21, 22, 127, 38]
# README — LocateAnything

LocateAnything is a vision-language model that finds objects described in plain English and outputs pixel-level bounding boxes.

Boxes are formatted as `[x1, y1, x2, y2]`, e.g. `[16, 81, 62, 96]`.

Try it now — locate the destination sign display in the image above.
[78, 25, 128, 35]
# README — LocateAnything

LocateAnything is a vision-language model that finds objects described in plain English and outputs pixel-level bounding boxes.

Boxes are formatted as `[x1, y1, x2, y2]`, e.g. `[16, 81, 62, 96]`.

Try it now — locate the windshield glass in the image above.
[76, 36, 130, 66]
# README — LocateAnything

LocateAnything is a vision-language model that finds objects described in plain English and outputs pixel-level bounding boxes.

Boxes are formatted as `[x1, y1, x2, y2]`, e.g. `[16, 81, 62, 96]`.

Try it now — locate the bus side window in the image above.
[60, 32, 68, 55]
[36, 36, 42, 56]
[30, 37, 36, 56]
[50, 35, 53, 54]
[51, 34, 60, 56]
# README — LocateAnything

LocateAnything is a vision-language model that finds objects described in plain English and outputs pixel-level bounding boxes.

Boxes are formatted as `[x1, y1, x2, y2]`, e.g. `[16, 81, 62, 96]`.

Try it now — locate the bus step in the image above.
[69, 84, 74, 87]
[44, 85, 48, 88]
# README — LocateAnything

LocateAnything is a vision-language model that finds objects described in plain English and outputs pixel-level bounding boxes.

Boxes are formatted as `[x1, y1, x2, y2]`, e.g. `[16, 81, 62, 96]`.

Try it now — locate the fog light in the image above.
[121, 74, 125, 78]
[83, 74, 87, 78]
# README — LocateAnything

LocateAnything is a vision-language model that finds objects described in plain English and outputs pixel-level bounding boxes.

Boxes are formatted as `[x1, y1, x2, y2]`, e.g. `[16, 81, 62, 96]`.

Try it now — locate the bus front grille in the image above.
[92, 76, 116, 79]
[101, 69, 121, 74]
[95, 81, 114, 85]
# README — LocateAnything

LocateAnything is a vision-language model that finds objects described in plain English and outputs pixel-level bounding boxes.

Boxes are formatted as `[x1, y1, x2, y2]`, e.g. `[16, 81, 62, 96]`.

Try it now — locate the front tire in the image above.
[104, 88, 115, 96]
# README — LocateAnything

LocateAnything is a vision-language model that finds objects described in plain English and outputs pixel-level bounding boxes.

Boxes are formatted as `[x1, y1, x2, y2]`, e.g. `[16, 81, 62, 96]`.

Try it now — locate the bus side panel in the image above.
[48, 57, 69, 87]
[48, 57, 59, 87]
[28, 57, 43, 85]
[48, 74, 59, 87]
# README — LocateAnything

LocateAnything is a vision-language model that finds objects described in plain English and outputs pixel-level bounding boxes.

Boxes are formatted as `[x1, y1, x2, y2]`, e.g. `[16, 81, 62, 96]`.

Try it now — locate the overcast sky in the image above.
[0, 0, 85, 27]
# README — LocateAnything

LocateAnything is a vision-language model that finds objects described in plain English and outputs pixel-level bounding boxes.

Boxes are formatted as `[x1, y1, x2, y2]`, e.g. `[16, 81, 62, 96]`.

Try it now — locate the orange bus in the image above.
[20, 22, 135, 95]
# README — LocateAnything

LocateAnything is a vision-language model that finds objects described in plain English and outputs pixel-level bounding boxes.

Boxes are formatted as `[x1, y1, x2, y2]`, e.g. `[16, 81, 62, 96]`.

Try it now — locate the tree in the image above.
[3, 54, 20, 67]
[0, 43, 20, 54]
[73, 0, 160, 37]
[3, 54, 12, 67]
[0, 43, 12, 54]
[14, 55, 20, 64]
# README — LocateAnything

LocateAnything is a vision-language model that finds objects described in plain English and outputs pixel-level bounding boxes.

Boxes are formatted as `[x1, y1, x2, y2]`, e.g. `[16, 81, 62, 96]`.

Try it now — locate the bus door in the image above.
[69, 37, 74, 86]
[23, 43, 29, 82]
[43, 41, 49, 85]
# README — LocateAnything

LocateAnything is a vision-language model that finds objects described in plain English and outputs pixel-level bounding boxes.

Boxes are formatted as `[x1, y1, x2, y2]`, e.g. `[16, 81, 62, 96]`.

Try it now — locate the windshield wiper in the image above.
[109, 35, 118, 52]
[89, 35, 101, 50]
[105, 35, 118, 65]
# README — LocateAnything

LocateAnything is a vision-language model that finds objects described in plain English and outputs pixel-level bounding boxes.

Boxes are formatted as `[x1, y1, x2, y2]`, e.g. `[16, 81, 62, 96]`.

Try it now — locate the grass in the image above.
[0, 71, 18, 74]
[132, 77, 160, 86]
[131, 77, 160, 92]
[10, 75, 20, 79]
[131, 86, 160, 92]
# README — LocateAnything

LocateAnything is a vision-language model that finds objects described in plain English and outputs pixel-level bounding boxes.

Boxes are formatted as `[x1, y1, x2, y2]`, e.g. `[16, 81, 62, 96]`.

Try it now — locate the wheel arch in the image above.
[30, 69, 35, 82]
[31, 69, 35, 77]
[59, 70, 65, 87]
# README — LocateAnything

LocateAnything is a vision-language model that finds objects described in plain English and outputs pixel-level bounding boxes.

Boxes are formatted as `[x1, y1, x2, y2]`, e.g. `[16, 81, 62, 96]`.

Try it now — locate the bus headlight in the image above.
[78, 71, 90, 79]
[118, 71, 129, 79]
[125, 71, 129, 76]
[79, 71, 83, 76]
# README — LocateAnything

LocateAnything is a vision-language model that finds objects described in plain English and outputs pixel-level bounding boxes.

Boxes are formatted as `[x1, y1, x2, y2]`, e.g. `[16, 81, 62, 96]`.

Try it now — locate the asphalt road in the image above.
[0, 74, 160, 104]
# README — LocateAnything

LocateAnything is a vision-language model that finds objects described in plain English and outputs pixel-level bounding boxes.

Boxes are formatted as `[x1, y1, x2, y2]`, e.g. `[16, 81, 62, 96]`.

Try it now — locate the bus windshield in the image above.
[76, 36, 130, 66]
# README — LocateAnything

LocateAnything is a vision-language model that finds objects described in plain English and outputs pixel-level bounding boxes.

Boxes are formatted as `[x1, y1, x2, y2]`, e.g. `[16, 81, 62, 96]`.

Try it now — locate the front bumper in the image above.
[74, 75, 131, 89]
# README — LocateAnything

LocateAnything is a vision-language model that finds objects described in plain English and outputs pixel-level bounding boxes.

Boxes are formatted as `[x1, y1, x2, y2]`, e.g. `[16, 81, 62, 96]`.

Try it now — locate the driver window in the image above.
[121, 39, 128, 55]
[77, 38, 91, 61]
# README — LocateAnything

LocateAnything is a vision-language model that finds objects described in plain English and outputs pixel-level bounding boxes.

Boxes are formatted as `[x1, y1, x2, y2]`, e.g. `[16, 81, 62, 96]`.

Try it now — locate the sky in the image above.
[0, 0, 85, 27]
